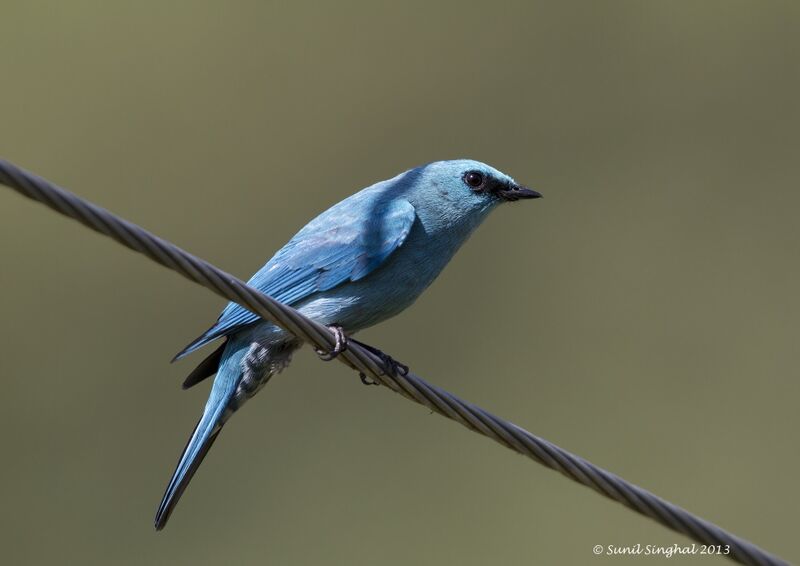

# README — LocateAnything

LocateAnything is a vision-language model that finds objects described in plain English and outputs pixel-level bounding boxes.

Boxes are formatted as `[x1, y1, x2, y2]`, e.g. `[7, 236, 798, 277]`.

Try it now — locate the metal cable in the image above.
[0, 159, 787, 566]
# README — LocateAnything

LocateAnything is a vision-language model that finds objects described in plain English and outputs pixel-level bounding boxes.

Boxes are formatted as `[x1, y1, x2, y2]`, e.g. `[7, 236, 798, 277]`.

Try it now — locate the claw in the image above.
[379, 353, 408, 378]
[315, 324, 348, 361]
[359, 373, 380, 386]
[350, 338, 409, 383]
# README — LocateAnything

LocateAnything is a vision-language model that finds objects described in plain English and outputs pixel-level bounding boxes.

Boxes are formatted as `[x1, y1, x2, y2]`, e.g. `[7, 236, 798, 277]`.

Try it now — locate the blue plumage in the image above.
[155, 159, 540, 529]
[174, 197, 416, 360]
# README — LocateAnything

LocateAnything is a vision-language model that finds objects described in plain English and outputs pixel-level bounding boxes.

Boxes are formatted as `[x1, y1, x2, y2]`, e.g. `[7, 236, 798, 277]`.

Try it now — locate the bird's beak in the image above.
[498, 184, 542, 202]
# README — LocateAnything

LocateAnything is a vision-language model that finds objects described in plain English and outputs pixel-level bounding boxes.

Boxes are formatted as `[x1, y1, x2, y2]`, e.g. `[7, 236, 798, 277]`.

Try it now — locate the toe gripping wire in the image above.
[0, 159, 787, 566]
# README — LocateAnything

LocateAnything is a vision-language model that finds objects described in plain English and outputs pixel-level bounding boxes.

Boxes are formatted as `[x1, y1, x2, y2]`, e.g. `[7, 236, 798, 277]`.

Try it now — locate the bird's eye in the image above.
[464, 171, 484, 189]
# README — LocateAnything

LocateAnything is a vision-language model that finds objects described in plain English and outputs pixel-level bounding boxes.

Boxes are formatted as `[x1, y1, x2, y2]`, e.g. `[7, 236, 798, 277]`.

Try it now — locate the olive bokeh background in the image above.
[1, 2, 798, 564]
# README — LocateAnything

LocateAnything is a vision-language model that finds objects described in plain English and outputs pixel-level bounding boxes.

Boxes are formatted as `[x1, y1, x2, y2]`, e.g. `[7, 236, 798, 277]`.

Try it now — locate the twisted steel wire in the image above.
[0, 159, 787, 566]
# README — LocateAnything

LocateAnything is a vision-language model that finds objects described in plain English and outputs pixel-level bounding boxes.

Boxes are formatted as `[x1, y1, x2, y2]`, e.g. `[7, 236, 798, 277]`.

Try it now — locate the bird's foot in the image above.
[359, 373, 380, 386]
[351, 339, 409, 386]
[315, 324, 348, 361]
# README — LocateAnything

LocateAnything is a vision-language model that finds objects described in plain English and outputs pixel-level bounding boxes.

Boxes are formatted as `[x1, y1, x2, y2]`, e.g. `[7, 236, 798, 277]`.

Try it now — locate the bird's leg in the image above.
[313, 329, 409, 387]
[314, 324, 348, 361]
[350, 339, 409, 386]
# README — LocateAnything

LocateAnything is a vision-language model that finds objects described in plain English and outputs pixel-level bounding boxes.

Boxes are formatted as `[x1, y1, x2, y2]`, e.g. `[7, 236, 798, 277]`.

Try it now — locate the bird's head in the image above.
[407, 159, 540, 221]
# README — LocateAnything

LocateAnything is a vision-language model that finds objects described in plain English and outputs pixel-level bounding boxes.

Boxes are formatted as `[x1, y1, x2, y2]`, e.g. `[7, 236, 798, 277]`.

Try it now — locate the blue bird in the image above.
[155, 159, 541, 529]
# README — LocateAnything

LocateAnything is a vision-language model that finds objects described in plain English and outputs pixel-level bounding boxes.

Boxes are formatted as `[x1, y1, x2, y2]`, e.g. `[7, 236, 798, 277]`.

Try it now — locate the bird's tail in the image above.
[155, 342, 247, 530]
[155, 330, 293, 530]
[154, 402, 229, 530]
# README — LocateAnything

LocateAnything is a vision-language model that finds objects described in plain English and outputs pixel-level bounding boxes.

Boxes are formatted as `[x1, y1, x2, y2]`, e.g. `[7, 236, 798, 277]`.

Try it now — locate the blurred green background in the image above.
[1, 1, 798, 564]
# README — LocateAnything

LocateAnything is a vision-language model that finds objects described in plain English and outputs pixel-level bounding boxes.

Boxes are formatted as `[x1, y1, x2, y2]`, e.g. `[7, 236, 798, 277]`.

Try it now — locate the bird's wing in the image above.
[174, 197, 417, 360]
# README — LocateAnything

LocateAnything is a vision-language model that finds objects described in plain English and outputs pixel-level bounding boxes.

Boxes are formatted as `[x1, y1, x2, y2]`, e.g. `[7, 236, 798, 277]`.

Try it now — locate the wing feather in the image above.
[174, 197, 416, 360]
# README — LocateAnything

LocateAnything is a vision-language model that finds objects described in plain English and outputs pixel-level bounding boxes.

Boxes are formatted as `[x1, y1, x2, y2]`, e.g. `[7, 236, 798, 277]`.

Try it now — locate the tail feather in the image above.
[182, 341, 226, 390]
[171, 326, 222, 363]
[157, 333, 289, 529]
[154, 408, 226, 530]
